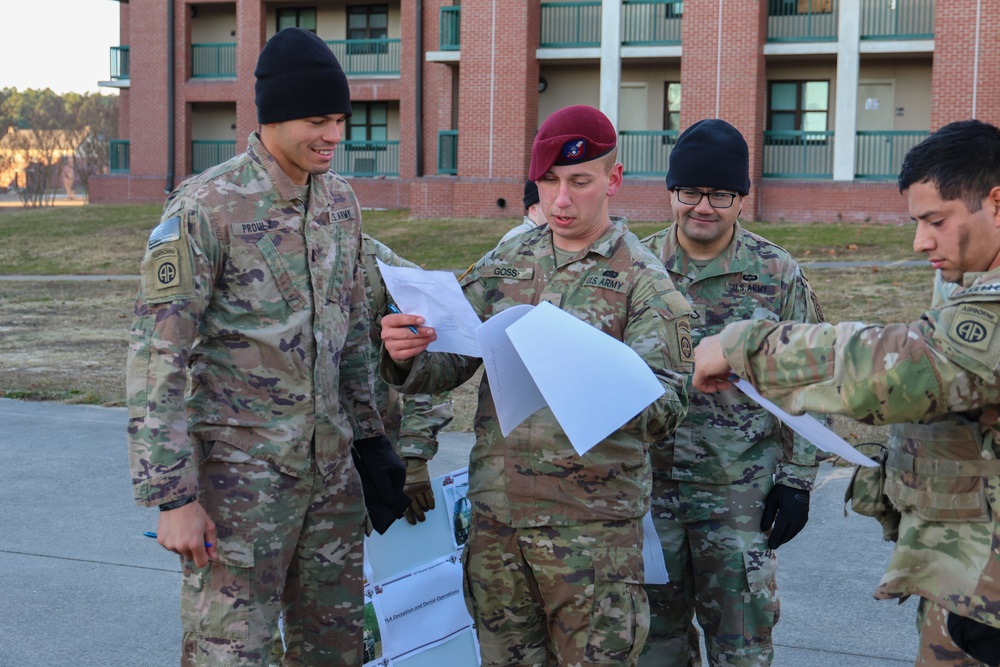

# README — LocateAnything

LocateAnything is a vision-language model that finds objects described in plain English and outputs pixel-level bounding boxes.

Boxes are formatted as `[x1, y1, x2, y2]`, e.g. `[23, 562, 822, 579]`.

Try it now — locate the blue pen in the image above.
[387, 303, 420, 335]
[143, 531, 214, 548]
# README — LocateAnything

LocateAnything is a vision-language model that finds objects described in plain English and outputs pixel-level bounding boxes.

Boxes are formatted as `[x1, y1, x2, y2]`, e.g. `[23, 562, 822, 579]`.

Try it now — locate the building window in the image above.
[348, 103, 388, 148]
[347, 4, 388, 54]
[769, 0, 833, 16]
[663, 82, 681, 132]
[666, 1, 683, 19]
[767, 80, 829, 132]
[347, 4, 388, 40]
[277, 7, 317, 33]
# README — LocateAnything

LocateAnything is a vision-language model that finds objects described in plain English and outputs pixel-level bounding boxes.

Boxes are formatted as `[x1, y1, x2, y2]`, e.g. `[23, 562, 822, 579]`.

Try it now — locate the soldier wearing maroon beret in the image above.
[380, 105, 695, 666]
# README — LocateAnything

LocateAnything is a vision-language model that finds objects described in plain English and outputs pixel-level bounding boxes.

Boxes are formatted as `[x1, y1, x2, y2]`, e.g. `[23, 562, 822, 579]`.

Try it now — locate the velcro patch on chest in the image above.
[725, 279, 776, 296]
[230, 220, 274, 236]
[948, 303, 998, 351]
[583, 274, 629, 294]
[330, 207, 356, 223]
[481, 266, 534, 280]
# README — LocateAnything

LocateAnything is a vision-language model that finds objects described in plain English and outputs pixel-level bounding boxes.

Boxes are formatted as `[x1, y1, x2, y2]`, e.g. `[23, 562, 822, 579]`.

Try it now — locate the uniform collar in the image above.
[660, 222, 751, 281]
[535, 216, 629, 266]
[246, 132, 331, 215]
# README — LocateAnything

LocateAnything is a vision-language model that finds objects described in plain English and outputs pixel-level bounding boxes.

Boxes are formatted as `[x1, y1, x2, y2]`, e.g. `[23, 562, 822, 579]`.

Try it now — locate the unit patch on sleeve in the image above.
[677, 317, 694, 364]
[948, 303, 998, 351]
[142, 214, 195, 303]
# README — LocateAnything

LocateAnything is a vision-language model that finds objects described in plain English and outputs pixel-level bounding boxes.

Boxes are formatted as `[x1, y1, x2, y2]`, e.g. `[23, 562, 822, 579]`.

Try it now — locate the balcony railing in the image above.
[860, 0, 934, 40]
[192, 140, 236, 174]
[438, 131, 458, 175]
[440, 6, 461, 50]
[855, 130, 929, 179]
[332, 140, 400, 177]
[763, 130, 835, 178]
[622, 0, 682, 46]
[619, 130, 678, 178]
[541, 2, 601, 48]
[767, 0, 838, 42]
[191, 43, 237, 78]
[109, 140, 130, 173]
[326, 39, 401, 76]
[110, 46, 130, 80]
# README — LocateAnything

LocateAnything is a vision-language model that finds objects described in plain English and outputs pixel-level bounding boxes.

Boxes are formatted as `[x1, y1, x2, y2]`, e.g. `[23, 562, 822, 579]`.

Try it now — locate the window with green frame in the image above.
[348, 103, 388, 150]
[663, 82, 681, 132]
[347, 4, 388, 54]
[277, 7, 317, 33]
[767, 80, 829, 134]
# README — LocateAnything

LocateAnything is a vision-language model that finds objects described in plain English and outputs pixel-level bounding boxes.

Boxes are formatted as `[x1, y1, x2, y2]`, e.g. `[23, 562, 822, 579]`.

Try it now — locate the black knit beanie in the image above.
[523, 179, 540, 209]
[666, 119, 751, 195]
[254, 27, 352, 124]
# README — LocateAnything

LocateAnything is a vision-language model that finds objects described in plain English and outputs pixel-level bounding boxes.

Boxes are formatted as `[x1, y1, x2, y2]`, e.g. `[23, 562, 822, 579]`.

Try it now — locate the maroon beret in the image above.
[529, 105, 617, 182]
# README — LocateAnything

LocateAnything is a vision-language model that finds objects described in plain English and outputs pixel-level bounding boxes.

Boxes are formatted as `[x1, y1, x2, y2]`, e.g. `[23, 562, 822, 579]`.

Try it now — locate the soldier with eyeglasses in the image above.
[638, 119, 824, 667]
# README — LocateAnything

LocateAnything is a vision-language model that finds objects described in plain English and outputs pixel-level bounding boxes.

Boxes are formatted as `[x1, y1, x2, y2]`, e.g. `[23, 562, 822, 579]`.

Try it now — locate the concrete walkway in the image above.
[0, 397, 920, 666]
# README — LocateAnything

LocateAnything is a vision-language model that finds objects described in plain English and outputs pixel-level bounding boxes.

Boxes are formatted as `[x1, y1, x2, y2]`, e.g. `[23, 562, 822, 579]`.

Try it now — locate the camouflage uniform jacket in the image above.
[361, 234, 454, 460]
[642, 223, 822, 490]
[719, 267, 1000, 626]
[126, 132, 382, 507]
[384, 219, 693, 526]
[499, 216, 540, 246]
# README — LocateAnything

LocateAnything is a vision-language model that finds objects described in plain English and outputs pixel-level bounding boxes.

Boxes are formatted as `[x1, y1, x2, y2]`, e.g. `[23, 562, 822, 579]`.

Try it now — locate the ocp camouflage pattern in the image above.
[126, 132, 383, 507]
[642, 223, 822, 490]
[720, 266, 1000, 628]
[383, 218, 693, 526]
[361, 234, 454, 461]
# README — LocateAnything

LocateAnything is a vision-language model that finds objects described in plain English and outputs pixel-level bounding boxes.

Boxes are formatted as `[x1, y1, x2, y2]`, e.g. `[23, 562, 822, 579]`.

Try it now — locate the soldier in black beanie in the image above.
[129, 25, 408, 667]
[638, 119, 823, 667]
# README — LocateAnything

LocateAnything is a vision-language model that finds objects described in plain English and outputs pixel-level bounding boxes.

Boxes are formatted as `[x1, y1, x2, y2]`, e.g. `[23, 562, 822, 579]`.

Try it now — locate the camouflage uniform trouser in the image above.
[180, 440, 367, 667]
[640, 479, 778, 667]
[916, 598, 989, 666]
[462, 512, 650, 667]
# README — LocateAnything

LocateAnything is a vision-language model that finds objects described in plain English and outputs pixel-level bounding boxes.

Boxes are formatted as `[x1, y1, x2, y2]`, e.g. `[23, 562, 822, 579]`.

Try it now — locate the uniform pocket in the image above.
[586, 547, 649, 664]
[180, 525, 254, 640]
[742, 548, 778, 642]
[222, 234, 305, 327]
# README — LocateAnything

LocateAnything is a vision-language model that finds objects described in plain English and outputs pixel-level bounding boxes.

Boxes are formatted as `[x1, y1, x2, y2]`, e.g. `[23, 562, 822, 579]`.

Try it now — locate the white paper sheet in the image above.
[475, 305, 547, 436]
[504, 302, 666, 456]
[734, 379, 878, 467]
[374, 554, 474, 662]
[376, 260, 483, 357]
[642, 512, 669, 584]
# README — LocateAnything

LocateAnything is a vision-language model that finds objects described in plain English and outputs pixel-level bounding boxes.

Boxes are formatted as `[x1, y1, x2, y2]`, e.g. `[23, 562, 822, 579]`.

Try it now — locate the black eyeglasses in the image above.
[674, 189, 739, 209]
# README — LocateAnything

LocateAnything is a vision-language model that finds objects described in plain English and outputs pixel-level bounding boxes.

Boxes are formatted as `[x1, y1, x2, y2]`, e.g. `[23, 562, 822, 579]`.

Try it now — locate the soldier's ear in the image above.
[989, 185, 1000, 226]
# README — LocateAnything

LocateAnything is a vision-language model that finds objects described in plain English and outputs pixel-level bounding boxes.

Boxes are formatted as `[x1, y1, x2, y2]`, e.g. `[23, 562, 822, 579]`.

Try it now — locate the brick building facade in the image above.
[94, 0, 1000, 224]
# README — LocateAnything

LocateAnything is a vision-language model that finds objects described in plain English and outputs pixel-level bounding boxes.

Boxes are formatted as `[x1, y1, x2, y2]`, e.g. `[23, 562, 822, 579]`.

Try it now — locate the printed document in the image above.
[734, 379, 877, 467]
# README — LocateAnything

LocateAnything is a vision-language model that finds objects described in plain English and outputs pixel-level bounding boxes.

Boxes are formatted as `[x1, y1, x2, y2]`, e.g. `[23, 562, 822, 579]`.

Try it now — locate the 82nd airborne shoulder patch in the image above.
[142, 215, 195, 303]
[948, 303, 998, 352]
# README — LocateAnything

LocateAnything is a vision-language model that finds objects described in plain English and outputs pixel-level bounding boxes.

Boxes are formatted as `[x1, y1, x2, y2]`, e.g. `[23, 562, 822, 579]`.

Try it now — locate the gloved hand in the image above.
[949, 612, 1000, 666]
[760, 484, 810, 549]
[351, 436, 411, 535]
[402, 457, 435, 525]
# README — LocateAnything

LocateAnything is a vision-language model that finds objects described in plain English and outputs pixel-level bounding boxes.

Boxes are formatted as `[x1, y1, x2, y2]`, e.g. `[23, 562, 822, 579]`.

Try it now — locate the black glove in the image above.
[351, 436, 411, 535]
[949, 612, 1000, 666]
[760, 484, 810, 549]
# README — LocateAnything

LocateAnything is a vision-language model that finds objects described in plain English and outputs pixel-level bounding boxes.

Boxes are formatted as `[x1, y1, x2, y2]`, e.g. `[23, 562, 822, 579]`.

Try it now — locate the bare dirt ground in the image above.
[0, 266, 933, 442]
